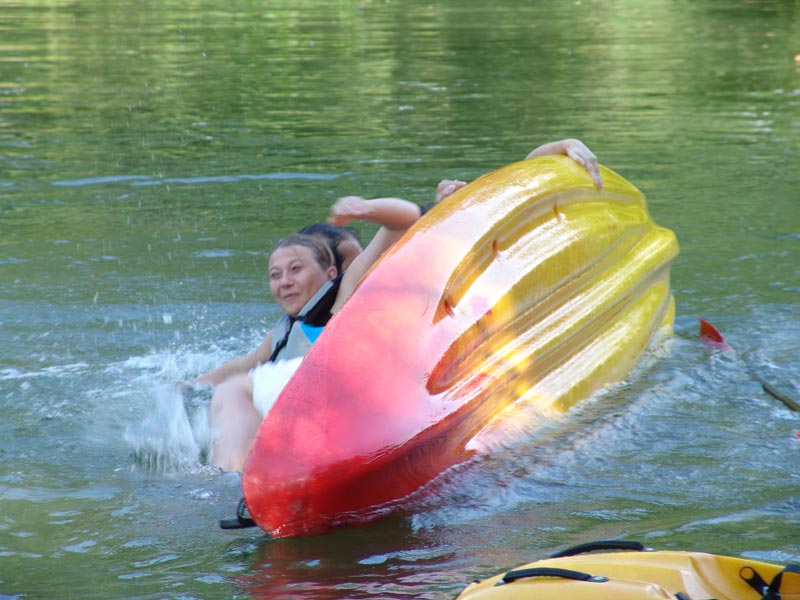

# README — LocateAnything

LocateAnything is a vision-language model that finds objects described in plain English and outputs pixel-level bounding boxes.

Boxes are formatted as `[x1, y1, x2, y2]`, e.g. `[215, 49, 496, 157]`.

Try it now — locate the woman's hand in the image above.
[435, 179, 467, 203]
[526, 138, 603, 190]
[328, 196, 371, 226]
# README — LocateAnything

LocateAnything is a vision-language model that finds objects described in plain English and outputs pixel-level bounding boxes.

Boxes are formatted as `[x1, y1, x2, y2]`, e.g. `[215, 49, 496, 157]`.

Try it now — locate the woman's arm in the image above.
[436, 139, 603, 207]
[327, 196, 421, 313]
[526, 138, 602, 190]
[328, 196, 422, 231]
[196, 330, 274, 386]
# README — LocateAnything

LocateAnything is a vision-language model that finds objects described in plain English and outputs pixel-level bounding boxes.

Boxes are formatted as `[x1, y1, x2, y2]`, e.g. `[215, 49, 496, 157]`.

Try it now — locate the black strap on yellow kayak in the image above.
[742, 565, 771, 595]
[496, 567, 608, 586]
[760, 564, 800, 600]
[219, 497, 256, 530]
[741, 563, 800, 599]
[549, 539, 645, 558]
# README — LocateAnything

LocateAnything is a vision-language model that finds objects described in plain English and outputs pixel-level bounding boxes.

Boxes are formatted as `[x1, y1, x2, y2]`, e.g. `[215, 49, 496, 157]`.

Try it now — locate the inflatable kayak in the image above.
[455, 540, 799, 600]
[241, 155, 679, 537]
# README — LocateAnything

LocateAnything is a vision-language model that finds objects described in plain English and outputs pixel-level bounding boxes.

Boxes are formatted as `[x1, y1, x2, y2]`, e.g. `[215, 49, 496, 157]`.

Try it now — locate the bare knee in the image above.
[209, 374, 253, 417]
[208, 374, 259, 471]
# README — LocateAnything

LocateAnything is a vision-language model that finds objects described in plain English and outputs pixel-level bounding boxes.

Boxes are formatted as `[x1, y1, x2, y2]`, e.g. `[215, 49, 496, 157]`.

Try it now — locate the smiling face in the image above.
[268, 244, 336, 317]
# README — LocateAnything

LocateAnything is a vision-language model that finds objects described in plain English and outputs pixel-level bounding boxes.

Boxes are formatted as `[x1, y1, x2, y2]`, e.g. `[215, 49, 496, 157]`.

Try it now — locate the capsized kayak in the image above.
[455, 539, 798, 600]
[242, 155, 679, 537]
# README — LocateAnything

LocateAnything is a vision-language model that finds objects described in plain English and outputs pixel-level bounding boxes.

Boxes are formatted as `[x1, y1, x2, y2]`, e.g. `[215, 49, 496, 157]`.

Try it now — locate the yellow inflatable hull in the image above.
[422, 155, 678, 445]
[243, 156, 678, 537]
[456, 543, 792, 600]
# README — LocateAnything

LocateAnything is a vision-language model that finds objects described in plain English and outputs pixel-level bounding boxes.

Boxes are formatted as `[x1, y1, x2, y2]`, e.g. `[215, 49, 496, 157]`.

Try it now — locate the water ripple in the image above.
[51, 172, 340, 188]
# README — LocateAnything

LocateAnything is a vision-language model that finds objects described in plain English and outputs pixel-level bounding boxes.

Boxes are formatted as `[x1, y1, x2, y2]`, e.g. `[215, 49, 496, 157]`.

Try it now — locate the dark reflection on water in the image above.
[1, 0, 799, 598]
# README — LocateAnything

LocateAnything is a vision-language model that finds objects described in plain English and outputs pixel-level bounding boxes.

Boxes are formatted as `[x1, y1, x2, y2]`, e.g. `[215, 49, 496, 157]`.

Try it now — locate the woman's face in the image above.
[268, 245, 336, 317]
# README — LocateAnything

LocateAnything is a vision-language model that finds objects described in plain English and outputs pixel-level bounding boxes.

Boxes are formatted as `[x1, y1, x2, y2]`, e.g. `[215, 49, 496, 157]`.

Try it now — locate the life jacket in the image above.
[269, 274, 342, 362]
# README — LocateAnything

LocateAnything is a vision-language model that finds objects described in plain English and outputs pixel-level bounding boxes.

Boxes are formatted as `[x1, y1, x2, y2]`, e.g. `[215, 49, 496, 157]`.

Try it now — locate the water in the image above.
[2, 1, 799, 598]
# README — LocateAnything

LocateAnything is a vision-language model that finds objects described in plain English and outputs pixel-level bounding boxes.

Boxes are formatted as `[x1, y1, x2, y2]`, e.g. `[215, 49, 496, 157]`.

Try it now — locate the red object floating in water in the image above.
[242, 156, 678, 537]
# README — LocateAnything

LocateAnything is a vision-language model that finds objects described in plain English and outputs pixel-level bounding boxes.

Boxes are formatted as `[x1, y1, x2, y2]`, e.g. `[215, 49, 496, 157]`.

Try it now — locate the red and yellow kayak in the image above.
[242, 155, 678, 537]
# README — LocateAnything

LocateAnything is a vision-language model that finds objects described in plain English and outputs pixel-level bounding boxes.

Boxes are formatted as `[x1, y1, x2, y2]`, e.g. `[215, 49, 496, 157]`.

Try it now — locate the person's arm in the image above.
[526, 138, 602, 190]
[196, 330, 274, 386]
[328, 196, 421, 231]
[327, 196, 421, 313]
[436, 139, 602, 207]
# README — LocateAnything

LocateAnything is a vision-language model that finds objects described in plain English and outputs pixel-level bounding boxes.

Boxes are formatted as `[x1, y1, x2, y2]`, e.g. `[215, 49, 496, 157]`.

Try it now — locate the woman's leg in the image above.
[208, 373, 260, 471]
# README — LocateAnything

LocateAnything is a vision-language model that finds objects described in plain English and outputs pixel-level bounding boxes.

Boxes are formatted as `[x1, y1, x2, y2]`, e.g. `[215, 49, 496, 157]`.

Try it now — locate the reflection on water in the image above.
[1, 0, 799, 598]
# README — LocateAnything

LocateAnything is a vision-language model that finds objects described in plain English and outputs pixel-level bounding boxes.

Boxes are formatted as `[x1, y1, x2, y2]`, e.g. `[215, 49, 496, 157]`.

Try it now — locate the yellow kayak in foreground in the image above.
[456, 540, 799, 600]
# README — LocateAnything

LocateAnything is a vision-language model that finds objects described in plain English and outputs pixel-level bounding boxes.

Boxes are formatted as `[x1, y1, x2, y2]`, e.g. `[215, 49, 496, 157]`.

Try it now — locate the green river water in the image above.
[1, 1, 799, 598]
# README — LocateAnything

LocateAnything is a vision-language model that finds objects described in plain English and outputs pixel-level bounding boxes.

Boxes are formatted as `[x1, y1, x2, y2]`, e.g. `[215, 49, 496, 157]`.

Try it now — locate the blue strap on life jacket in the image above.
[300, 322, 325, 344]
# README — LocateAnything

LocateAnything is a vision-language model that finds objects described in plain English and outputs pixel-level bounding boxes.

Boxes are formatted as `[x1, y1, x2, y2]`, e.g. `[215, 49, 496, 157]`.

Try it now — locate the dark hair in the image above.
[298, 223, 361, 273]
[270, 233, 335, 272]
[420, 201, 436, 215]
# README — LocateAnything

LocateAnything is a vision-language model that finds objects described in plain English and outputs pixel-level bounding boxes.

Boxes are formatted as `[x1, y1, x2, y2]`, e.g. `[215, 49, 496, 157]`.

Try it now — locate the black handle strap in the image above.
[219, 497, 256, 530]
[549, 539, 645, 558]
[741, 566, 771, 595]
[497, 567, 608, 586]
[761, 564, 800, 600]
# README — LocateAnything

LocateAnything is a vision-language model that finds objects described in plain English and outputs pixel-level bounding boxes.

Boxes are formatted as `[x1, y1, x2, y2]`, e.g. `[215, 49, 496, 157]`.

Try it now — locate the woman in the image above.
[200, 195, 422, 471]
[200, 138, 602, 471]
